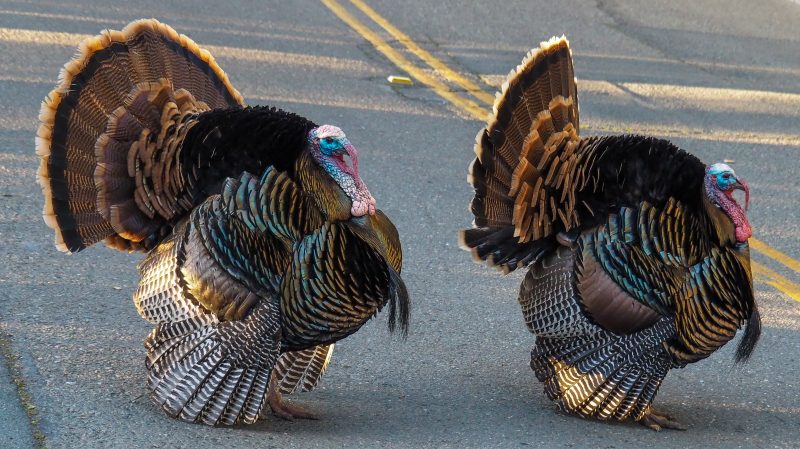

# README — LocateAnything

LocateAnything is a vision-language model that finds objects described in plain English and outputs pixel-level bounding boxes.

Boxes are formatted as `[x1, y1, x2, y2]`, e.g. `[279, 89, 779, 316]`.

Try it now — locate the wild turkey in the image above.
[35, 19, 409, 426]
[459, 36, 759, 431]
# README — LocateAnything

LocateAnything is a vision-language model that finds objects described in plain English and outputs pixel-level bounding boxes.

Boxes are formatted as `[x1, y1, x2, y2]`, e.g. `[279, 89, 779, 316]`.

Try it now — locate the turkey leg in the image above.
[267, 376, 319, 421]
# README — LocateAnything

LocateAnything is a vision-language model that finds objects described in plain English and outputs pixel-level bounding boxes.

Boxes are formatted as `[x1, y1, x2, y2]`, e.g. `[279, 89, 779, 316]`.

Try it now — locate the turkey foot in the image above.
[639, 407, 687, 431]
[268, 377, 318, 421]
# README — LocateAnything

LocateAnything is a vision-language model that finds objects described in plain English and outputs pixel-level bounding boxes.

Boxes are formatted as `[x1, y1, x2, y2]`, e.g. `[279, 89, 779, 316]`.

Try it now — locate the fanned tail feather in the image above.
[462, 36, 581, 272]
[36, 18, 243, 253]
[459, 227, 556, 273]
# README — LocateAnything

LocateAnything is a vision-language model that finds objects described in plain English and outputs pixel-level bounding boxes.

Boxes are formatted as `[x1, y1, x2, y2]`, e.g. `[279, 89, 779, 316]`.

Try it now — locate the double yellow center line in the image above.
[323, 0, 800, 302]
[322, 0, 487, 120]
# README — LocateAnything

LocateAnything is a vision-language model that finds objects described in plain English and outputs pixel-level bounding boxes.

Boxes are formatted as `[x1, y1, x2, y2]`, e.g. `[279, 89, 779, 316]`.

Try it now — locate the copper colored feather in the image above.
[37, 19, 243, 253]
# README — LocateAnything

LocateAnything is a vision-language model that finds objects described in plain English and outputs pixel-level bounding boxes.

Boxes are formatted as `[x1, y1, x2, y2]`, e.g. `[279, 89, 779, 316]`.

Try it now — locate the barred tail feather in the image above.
[145, 327, 271, 425]
[531, 319, 675, 422]
[136, 226, 280, 425]
[273, 344, 335, 395]
[143, 301, 279, 426]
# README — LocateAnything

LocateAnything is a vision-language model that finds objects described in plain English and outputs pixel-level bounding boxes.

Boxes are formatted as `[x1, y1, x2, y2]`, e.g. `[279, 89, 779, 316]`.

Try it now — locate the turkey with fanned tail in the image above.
[36, 19, 408, 426]
[459, 36, 758, 431]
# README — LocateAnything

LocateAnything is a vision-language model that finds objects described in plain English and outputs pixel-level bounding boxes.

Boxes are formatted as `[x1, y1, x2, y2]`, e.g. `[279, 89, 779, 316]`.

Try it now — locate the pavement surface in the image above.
[0, 0, 799, 448]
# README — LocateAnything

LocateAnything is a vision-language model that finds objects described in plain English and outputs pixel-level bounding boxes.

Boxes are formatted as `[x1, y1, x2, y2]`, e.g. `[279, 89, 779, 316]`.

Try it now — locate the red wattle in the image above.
[719, 190, 751, 242]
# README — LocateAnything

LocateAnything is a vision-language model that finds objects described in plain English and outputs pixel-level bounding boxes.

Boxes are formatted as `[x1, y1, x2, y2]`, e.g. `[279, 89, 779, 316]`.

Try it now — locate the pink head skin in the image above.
[308, 125, 376, 217]
[705, 163, 751, 243]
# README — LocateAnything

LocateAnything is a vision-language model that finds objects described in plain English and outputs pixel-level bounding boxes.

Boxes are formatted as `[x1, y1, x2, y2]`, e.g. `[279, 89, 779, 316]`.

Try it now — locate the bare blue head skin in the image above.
[705, 163, 751, 242]
[308, 125, 376, 217]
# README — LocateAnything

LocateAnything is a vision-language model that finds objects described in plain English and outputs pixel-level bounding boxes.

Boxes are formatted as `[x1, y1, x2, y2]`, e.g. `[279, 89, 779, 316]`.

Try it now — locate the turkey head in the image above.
[304, 125, 377, 220]
[704, 163, 751, 243]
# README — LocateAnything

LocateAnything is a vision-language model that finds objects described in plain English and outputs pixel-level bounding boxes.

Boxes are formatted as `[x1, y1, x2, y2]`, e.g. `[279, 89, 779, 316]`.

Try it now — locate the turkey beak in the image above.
[732, 177, 749, 211]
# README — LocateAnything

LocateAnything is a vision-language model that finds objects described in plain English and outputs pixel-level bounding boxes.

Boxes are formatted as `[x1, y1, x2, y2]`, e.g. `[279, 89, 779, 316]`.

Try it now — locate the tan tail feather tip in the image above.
[486, 35, 572, 127]
[456, 229, 470, 251]
[458, 230, 487, 265]
[458, 229, 509, 270]
[36, 18, 248, 252]
[472, 36, 574, 187]
[37, 17, 244, 162]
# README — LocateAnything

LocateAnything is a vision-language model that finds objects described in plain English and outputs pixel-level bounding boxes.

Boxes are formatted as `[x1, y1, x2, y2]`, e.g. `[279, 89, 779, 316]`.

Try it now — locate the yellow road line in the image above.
[752, 261, 800, 302]
[348, 0, 495, 105]
[321, 0, 488, 120]
[751, 238, 800, 274]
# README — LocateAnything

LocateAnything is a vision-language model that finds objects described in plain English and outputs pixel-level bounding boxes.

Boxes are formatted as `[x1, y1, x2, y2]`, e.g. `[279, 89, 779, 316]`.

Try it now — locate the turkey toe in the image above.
[639, 408, 687, 431]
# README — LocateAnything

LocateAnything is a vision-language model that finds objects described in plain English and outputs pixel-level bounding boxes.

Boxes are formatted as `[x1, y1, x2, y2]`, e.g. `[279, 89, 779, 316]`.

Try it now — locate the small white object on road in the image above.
[387, 75, 413, 85]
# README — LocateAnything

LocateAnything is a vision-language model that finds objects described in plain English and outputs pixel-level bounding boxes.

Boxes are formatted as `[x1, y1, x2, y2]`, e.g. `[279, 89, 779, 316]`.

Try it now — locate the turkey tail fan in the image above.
[36, 18, 244, 253]
[273, 344, 335, 395]
[462, 36, 579, 272]
[735, 302, 761, 363]
[531, 319, 676, 422]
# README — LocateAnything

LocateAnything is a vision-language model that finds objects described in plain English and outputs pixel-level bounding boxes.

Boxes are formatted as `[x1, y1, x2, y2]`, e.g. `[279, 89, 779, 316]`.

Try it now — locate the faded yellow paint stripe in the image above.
[0, 26, 90, 45]
[480, 75, 800, 118]
[348, 0, 495, 105]
[322, 0, 488, 120]
[751, 261, 800, 302]
[619, 81, 800, 116]
[582, 120, 800, 147]
[750, 238, 800, 274]
[0, 27, 377, 73]
[581, 51, 800, 78]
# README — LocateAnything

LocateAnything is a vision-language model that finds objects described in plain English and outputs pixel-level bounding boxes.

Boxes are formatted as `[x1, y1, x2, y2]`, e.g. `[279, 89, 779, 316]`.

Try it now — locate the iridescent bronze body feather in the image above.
[460, 36, 758, 430]
[36, 19, 408, 426]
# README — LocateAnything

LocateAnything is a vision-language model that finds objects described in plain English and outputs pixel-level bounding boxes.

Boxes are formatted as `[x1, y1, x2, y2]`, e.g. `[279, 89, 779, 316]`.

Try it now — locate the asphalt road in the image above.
[1, 1, 799, 448]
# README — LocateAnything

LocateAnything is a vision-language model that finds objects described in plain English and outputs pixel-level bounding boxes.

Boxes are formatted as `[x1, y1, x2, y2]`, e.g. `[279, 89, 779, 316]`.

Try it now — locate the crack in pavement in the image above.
[0, 324, 46, 449]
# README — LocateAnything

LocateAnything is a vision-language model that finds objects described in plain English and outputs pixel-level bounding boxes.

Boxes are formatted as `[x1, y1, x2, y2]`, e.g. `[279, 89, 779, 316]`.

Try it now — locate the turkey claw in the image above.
[639, 408, 687, 431]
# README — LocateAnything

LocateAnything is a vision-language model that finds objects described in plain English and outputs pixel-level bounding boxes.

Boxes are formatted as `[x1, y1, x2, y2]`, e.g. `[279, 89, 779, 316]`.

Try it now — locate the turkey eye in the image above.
[722, 173, 731, 179]
[324, 137, 335, 144]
